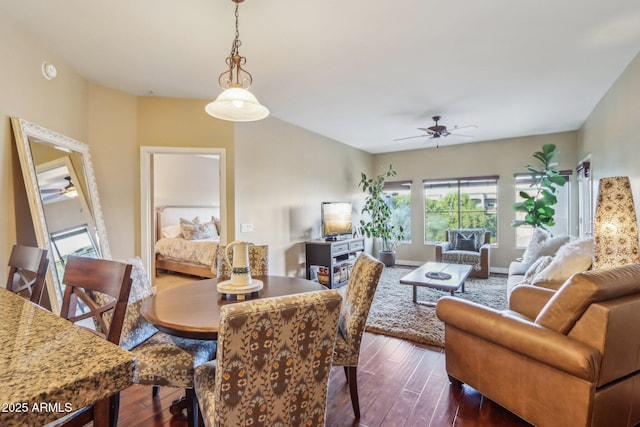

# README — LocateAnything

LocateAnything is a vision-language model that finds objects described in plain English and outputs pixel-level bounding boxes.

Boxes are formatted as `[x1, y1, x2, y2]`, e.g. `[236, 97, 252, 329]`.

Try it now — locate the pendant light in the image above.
[205, 0, 269, 122]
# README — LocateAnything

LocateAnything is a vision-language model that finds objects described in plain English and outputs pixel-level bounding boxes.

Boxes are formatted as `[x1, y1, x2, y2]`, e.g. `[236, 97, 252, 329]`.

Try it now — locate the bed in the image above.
[155, 205, 221, 278]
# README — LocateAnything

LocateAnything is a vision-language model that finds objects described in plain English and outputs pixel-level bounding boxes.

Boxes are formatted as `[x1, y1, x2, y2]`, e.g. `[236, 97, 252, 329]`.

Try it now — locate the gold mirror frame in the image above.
[11, 117, 111, 313]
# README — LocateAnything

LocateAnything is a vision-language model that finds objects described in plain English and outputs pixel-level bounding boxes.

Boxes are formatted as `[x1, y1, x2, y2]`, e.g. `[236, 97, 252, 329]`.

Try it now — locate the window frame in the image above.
[513, 170, 573, 248]
[382, 180, 412, 243]
[423, 175, 499, 244]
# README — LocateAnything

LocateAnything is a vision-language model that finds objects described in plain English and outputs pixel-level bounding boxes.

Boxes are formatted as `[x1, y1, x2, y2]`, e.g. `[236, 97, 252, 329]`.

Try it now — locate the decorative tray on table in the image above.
[425, 271, 452, 280]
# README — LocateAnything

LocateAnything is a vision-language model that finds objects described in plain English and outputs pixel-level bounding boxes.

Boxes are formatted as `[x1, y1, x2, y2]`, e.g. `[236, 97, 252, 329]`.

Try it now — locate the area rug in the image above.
[347, 266, 509, 348]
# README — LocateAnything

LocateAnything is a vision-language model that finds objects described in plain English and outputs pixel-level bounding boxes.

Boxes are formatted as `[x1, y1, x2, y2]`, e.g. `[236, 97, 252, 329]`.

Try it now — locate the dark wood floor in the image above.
[114, 332, 532, 427]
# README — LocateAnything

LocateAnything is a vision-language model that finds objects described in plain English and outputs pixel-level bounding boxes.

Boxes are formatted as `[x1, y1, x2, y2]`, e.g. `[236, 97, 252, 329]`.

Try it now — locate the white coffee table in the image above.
[399, 261, 473, 304]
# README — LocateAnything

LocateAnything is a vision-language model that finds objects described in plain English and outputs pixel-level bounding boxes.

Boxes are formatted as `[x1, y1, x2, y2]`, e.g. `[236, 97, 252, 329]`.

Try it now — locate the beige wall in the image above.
[136, 97, 235, 245]
[88, 85, 138, 258]
[578, 51, 640, 207]
[374, 132, 578, 269]
[0, 10, 90, 280]
[234, 117, 373, 276]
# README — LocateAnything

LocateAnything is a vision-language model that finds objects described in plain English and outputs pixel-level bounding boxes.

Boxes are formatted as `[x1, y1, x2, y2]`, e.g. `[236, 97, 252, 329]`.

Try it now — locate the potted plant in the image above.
[512, 143, 567, 230]
[359, 164, 404, 267]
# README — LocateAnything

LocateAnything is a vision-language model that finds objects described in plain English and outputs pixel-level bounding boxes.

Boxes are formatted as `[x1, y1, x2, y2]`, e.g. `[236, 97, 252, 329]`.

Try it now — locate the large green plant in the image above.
[512, 144, 566, 230]
[359, 165, 404, 252]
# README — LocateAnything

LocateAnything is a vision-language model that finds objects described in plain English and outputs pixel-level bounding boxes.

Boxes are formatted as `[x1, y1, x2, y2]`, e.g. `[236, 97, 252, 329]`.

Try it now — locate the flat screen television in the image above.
[321, 202, 353, 240]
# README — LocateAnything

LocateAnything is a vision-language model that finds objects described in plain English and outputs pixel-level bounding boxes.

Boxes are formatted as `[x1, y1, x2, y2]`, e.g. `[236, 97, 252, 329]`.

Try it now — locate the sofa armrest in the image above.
[435, 242, 450, 261]
[436, 297, 600, 382]
[509, 284, 556, 319]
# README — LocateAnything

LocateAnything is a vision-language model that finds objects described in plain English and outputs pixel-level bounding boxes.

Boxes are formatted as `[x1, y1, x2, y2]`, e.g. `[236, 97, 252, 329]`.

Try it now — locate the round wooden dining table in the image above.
[140, 275, 329, 340]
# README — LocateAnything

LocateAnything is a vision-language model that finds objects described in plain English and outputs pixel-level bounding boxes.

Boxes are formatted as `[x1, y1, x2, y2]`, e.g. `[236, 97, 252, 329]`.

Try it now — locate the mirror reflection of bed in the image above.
[155, 205, 221, 281]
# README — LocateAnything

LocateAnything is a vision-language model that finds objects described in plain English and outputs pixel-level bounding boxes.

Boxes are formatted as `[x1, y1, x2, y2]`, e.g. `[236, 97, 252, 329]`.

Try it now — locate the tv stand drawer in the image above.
[349, 240, 364, 251]
[332, 243, 349, 254]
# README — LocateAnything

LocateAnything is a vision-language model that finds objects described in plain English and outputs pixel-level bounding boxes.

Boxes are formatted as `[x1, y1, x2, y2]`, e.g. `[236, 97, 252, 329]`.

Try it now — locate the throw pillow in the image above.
[456, 234, 477, 251]
[534, 237, 594, 283]
[161, 223, 182, 239]
[449, 229, 484, 251]
[522, 229, 570, 264]
[211, 216, 221, 235]
[180, 217, 218, 240]
[522, 256, 554, 284]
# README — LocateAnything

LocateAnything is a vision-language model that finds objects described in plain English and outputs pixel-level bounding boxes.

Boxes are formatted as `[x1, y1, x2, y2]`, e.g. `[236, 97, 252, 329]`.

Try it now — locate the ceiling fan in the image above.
[41, 176, 77, 202]
[394, 115, 477, 147]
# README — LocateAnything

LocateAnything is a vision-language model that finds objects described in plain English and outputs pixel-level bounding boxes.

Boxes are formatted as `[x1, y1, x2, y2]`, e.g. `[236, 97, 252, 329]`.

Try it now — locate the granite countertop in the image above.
[0, 289, 135, 426]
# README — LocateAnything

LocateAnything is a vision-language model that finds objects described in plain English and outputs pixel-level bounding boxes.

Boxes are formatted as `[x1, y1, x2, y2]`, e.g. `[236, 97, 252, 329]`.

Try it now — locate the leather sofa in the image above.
[436, 263, 640, 427]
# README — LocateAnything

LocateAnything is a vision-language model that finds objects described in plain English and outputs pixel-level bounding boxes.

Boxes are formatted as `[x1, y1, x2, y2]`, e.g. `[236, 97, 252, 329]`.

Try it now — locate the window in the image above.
[383, 181, 411, 242]
[50, 225, 99, 280]
[514, 171, 572, 247]
[423, 176, 498, 243]
[576, 160, 592, 238]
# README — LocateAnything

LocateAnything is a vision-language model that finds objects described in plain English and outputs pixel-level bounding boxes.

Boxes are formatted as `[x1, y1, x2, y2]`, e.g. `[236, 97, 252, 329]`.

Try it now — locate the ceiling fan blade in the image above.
[448, 133, 474, 138]
[451, 125, 478, 131]
[394, 135, 428, 141]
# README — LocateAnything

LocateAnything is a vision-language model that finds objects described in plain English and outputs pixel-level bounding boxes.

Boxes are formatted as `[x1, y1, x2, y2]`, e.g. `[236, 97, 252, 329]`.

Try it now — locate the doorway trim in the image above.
[140, 146, 227, 276]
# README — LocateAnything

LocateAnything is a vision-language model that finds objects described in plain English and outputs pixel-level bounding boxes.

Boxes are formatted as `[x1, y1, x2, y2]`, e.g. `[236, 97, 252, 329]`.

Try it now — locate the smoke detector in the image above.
[41, 62, 57, 80]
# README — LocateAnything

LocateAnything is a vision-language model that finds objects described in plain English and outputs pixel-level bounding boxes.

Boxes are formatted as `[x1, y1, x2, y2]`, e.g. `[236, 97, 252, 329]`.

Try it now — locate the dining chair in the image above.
[91, 257, 216, 427]
[194, 289, 343, 427]
[215, 243, 269, 278]
[332, 252, 384, 418]
[6, 244, 49, 305]
[57, 255, 133, 427]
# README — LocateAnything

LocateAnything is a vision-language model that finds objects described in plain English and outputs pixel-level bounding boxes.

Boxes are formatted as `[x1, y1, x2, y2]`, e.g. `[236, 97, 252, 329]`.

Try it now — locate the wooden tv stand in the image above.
[305, 237, 365, 288]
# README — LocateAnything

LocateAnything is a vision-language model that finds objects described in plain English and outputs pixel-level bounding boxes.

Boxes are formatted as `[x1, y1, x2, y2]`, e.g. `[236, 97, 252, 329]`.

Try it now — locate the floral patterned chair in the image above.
[435, 228, 491, 278]
[333, 252, 384, 418]
[90, 257, 216, 427]
[194, 290, 343, 427]
[215, 244, 269, 278]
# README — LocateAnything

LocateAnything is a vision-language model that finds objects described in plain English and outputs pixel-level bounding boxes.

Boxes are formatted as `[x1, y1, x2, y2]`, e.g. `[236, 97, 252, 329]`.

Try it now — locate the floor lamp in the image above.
[593, 176, 640, 269]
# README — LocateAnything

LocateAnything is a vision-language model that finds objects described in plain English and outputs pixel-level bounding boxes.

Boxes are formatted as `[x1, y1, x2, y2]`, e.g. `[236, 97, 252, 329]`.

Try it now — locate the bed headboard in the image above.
[156, 205, 221, 241]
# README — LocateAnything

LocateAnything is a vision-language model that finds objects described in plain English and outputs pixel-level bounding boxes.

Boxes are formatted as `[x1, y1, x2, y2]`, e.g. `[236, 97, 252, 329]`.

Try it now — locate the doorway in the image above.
[140, 146, 227, 279]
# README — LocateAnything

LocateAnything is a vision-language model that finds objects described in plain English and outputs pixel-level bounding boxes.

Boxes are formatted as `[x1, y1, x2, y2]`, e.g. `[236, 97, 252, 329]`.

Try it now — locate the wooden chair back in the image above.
[6, 244, 49, 305]
[60, 255, 133, 345]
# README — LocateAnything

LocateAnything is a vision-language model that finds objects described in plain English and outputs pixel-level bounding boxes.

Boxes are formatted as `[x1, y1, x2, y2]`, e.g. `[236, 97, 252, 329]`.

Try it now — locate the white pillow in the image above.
[534, 237, 594, 282]
[161, 223, 182, 238]
[523, 256, 553, 284]
[523, 228, 570, 264]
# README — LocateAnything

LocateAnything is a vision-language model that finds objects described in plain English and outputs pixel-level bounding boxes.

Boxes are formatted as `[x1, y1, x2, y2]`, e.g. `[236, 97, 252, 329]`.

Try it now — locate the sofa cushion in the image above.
[508, 261, 531, 277]
[535, 264, 640, 334]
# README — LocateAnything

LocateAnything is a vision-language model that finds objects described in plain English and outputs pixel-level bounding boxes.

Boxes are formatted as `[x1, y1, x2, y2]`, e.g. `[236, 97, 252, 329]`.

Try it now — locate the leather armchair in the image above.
[435, 229, 490, 278]
[436, 264, 640, 427]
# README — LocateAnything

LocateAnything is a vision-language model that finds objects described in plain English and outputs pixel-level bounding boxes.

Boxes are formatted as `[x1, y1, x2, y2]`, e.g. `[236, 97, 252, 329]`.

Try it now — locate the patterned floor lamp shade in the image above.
[593, 176, 640, 269]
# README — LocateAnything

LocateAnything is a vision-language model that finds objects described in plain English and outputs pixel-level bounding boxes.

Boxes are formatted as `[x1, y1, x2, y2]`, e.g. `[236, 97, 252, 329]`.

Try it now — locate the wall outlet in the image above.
[240, 223, 254, 232]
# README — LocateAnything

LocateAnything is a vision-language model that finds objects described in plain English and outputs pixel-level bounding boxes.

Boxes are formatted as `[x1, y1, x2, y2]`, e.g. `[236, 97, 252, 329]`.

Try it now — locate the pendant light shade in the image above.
[205, 87, 269, 122]
[205, 0, 268, 122]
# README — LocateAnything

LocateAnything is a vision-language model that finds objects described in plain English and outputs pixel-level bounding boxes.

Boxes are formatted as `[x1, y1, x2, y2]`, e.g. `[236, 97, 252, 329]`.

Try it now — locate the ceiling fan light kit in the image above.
[205, 0, 269, 122]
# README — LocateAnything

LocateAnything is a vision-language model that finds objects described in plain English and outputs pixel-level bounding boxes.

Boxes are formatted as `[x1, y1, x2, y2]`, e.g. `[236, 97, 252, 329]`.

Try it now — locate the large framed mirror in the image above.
[12, 117, 111, 313]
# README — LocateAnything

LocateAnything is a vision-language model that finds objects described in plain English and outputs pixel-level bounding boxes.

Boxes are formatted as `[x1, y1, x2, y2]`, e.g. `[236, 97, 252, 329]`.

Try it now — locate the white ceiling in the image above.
[1, 0, 640, 153]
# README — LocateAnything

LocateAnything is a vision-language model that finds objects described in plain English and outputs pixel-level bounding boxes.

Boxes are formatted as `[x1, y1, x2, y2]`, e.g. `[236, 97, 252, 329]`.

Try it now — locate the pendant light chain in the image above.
[230, 3, 241, 57]
[205, 0, 269, 122]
